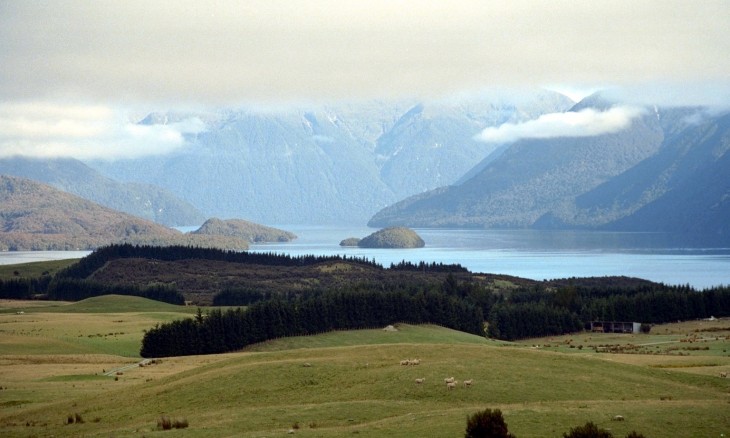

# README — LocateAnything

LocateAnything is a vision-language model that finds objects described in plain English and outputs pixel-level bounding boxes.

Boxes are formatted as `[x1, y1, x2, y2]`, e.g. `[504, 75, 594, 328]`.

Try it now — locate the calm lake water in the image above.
[2, 227, 728, 290]
[250, 226, 730, 290]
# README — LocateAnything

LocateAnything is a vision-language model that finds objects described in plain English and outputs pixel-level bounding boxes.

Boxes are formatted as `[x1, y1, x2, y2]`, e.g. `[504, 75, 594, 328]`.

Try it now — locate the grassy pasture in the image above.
[0, 296, 728, 437]
[0, 296, 198, 357]
[0, 259, 79, 280]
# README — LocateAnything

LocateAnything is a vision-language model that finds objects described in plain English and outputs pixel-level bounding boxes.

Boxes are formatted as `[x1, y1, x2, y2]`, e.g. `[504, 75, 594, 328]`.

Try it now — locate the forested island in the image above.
[340, 227, 425, 248]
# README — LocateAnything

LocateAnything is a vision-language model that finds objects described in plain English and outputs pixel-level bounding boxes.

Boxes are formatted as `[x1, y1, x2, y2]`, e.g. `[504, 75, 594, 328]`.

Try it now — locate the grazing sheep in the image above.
[444, 377, 455, 383]
[446, 381, 457, 390]
[612, 415, 625, 421]
[720, 371, 728, 378]
[415, 378, 425, 384]
[463, 379, 473, 388]
[410, 359, 420, 365]
[400, 360, 409, 366]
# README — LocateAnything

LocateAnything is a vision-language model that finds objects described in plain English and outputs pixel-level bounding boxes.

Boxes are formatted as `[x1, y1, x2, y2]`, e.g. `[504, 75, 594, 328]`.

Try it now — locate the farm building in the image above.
[590, 321, 642, 334]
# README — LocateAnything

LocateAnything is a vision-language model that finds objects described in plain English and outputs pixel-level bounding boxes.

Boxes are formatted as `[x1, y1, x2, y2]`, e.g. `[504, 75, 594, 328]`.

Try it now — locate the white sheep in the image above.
[444, 377, 455, 383]
[400, 360, 409, 366]
[415, 378, 425, 384]
[463, 379, 473, 388]
[720, 371, 728, 378]
[612, 415, 625, 422]
[410, 358, 420, 365]
[446, 381, 457, 390]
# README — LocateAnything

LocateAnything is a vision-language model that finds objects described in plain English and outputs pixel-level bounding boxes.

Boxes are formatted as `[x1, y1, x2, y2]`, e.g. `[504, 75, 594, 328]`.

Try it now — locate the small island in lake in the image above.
[343, 227, 425, 249]
[190, 218, 296, 243]
[339, 237, 361, 247]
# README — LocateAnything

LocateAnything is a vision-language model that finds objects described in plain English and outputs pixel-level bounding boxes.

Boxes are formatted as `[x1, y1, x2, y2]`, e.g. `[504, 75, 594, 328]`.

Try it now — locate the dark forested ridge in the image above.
[4, 244, 729, 357]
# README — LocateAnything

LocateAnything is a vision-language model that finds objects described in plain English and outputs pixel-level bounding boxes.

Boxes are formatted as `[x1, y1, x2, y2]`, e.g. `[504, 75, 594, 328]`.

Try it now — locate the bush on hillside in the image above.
[465, 408, 515, 438]
[562, 421, 613, 438]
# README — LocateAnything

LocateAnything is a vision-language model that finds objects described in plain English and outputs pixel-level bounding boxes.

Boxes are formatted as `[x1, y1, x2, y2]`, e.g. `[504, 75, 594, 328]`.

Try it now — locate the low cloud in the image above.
[0, 102, 206, 160]
[1, 2, 729, 106]
[475, 106, 646, 144]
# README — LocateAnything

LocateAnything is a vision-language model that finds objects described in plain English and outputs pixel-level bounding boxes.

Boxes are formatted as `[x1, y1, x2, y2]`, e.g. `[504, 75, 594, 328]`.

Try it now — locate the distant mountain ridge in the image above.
[86, 91, 574, 224]
[0, 157, 204, 226]
[369, 95, 730, 240]
[0, 175, 252, 251]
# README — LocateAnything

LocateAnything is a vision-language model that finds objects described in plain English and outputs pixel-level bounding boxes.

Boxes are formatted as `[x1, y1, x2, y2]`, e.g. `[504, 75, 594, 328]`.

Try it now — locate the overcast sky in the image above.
[1, 0, 729, 158]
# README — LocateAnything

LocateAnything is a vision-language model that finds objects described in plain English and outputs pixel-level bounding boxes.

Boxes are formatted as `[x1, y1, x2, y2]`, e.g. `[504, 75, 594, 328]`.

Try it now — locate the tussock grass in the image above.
[1, 305, 729, 437]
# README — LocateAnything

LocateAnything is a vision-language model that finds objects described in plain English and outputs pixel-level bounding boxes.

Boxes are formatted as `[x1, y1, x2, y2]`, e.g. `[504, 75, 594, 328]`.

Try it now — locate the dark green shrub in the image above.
[562, 421, 613, 438]
[465, 408, 515, 438]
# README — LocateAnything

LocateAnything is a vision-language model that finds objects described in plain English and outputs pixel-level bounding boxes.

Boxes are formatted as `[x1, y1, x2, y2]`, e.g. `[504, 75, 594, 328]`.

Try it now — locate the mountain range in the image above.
[86, 91, 574, 224]
[0, 175, 291, 251]
[0, 157, 204, 227]
[1, 91, 727, 242]
[369, 96, 730, 240]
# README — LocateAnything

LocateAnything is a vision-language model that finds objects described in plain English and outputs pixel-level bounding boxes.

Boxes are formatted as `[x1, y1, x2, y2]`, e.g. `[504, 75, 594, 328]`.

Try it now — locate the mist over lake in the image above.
[249, 226, 730, 290]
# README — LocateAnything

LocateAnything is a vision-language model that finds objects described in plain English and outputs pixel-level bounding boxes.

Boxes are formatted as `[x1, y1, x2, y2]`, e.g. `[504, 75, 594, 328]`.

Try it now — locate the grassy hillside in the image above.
[1, 299, 728, 437]
[0, 259, 79, 280]
[0, 296, 196, 356]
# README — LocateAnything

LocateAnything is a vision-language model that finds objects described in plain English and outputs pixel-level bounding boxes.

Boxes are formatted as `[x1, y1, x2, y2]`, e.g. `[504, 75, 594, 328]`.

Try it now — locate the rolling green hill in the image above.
[0, 310, 728, 437]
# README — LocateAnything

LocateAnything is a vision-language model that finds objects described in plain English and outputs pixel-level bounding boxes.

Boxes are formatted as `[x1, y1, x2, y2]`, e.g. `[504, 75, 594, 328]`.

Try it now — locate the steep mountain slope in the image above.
[88, 92, 573, 224]
[369, 98, 672, 228]
[0, 175, 249, 250]
[597, 111, 730, 235]
[0, 157, 204, 226]
[369, 94, 730, 239]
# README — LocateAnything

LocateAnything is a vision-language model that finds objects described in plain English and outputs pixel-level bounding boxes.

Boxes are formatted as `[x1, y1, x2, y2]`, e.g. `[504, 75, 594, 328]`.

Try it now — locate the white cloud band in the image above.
[0, 103, 206, 160]
[475, 106, 647, 144]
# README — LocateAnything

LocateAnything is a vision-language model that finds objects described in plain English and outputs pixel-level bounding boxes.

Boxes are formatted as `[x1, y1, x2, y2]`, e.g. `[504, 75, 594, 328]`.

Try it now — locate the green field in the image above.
[1, 296, 729, 437]
[0, 259, 80, 280]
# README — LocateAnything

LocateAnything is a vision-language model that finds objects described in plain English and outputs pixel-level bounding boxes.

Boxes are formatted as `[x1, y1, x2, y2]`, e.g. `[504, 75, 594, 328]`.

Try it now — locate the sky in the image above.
[1, 0, 729, 159]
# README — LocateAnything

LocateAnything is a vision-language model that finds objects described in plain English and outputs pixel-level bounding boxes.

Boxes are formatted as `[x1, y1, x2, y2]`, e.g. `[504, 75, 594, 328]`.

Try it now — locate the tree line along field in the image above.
[4, 245, 730, 350]
[1, 295, 729, 437]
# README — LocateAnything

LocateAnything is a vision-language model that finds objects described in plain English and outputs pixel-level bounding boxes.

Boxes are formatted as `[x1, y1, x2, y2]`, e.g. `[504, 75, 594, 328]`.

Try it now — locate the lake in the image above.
[250, 226, 730, 290]
[1, 227, 728, 289]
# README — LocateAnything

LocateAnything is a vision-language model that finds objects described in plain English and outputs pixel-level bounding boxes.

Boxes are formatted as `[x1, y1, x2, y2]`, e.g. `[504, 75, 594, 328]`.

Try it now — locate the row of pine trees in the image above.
[140, 289, 484, 357]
